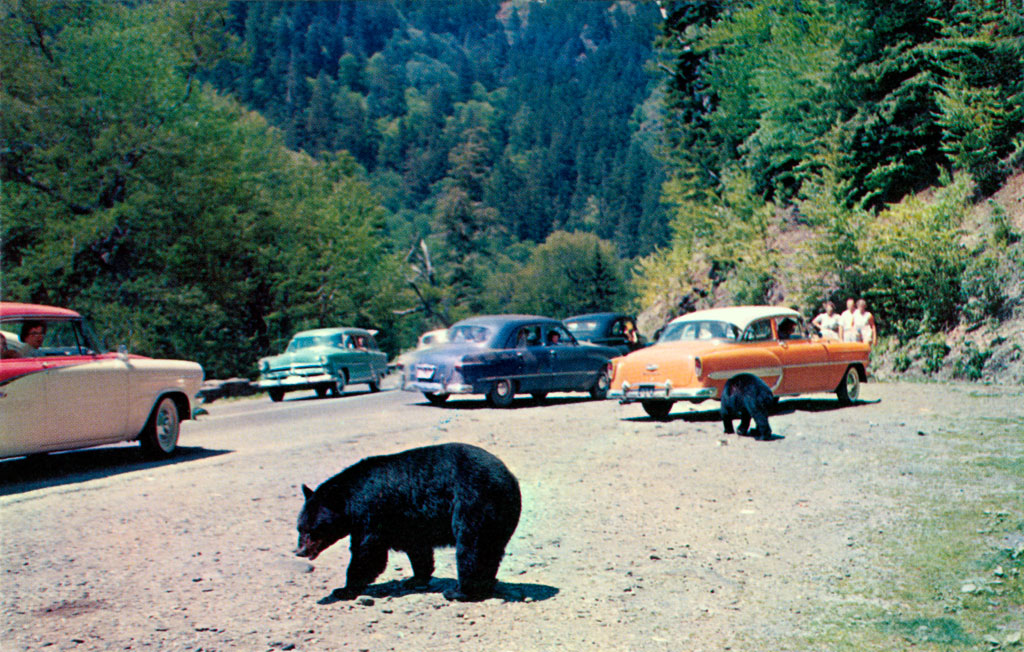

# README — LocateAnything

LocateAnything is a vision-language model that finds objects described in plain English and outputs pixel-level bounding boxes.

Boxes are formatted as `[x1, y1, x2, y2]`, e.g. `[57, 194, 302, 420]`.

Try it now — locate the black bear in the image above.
[295, 443, 521, 602]
[720, 373, 776, 440]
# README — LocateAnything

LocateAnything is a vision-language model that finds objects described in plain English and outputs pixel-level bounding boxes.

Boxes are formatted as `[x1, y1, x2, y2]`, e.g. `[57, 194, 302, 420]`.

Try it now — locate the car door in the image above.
[541, 323, 591, 391]
[767, 317, 831, 394]
[739, 318, 783, 391]
[43, 320, 130, 444]
[343, 334, 371, 382]
[0, 352, 51, 457]
[509, 324, 545, 392]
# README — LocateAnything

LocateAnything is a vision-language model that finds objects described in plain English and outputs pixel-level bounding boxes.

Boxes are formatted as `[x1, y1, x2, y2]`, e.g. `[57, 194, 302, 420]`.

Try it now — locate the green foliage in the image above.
[658, 0, 1024, 208]
[989, 202, 1021, 247]
[952, 341, 991, 381]
[921, 338, 951, 375]
[499, 231, 632, 318]
[206, 0, 669, 259]
[1, 1, 401, 378]
[960, 252, 1006, 324]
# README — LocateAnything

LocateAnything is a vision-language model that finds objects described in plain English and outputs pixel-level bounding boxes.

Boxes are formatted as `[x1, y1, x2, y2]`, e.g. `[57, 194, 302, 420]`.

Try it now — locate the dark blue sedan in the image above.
[563, 312, 646, 355]
[401, 315, 620, 407]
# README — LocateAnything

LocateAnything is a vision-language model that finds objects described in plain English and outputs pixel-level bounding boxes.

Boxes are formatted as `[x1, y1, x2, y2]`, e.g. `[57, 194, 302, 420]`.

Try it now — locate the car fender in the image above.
[698, 347, 783, 392]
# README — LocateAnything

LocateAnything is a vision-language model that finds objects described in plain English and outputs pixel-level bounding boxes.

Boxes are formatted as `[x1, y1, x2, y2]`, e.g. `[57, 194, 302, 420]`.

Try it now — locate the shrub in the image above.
[921, 338, 951, 375]
[952, 341, 991, 381]
[960, 253, 1005, 324]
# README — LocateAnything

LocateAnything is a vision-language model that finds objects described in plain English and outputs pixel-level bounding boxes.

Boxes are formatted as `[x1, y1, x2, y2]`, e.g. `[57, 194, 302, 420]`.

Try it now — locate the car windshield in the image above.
[449, 324, 492, 344]
[1, 317, 102, 357]
[286, 334, 338, 351]
[659, 320, 740, 342]
[565, 319, 600, 338]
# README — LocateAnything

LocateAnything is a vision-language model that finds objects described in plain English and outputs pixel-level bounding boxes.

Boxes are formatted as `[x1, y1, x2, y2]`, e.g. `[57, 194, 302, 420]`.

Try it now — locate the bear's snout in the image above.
[294, 533, 325, 560]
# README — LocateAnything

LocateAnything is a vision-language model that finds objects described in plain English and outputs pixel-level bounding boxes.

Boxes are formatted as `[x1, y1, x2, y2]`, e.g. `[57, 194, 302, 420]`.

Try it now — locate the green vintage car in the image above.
[257, 328, 388, 402]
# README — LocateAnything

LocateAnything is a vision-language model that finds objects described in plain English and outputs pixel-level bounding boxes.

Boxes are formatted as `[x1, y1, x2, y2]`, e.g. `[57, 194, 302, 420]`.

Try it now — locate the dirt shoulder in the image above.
[2, 381, 1022, 651]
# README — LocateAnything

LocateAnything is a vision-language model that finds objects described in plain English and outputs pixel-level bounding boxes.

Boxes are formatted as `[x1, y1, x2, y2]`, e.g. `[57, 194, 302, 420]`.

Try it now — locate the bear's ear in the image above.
[302, 484, 314, 500]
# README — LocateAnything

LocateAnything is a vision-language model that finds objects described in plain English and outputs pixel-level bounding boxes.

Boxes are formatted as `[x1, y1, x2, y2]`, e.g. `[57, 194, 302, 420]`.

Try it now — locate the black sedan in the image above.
[563, 312, 645, 355]
[401, 315, 620, 407]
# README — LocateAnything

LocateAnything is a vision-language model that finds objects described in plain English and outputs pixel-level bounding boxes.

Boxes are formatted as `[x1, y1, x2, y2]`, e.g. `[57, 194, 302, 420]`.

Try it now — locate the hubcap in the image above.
[496, 380, 511, 396]
[846, 370, 860, 399]
[155, 402, 178, 451]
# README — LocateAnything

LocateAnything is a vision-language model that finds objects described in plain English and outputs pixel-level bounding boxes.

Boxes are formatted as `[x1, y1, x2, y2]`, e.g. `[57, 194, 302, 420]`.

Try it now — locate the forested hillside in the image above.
[2, 0, 1022, 382]
[202, 0, 667, 262]
[643, 0, 1024, 382]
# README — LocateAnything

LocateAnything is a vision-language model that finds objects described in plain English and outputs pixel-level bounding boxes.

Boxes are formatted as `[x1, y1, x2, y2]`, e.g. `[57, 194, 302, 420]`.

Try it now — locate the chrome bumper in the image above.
[402, 380, 475, 395]
[610, 383, 716, 403]
[257, 373, 333, 388]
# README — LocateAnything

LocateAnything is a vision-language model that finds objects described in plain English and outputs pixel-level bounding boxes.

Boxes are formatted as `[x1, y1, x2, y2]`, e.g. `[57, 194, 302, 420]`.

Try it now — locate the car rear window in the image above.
[565, 320, 600, 338]
[449, 325, 491, 344]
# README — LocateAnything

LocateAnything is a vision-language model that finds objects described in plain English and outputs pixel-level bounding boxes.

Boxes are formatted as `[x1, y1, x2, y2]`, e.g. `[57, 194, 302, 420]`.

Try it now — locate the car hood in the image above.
[261, 346, 340, 365]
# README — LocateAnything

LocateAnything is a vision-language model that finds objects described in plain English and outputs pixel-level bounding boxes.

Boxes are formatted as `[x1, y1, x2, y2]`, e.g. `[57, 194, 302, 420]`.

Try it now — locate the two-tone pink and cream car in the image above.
[0, 302, 204, 458]
[608, 306, 871, 420]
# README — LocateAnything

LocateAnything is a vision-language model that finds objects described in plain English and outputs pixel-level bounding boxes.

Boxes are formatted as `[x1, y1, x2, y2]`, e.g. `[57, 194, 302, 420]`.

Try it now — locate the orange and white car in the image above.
[608, 306, 871, 419]
[0, 302, 204, 458]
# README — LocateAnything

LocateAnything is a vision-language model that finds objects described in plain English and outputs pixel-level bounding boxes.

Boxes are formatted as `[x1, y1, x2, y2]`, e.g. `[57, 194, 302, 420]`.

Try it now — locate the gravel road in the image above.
[2, 380, 1021, 651]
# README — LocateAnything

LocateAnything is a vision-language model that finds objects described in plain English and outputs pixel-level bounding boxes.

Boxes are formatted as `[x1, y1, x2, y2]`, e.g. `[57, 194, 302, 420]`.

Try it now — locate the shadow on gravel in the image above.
[0, 446, 231, 497]
[317, 578, 559, 605]
[416, 396, 594, 410]
[624, 397, 881, 424]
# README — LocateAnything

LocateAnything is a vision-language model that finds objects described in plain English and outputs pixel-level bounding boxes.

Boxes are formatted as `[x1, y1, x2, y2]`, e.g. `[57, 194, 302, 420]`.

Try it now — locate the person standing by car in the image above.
[839, 298, 858, 342]
[812, 301, 841, 340]
[853, 298, 877, 345]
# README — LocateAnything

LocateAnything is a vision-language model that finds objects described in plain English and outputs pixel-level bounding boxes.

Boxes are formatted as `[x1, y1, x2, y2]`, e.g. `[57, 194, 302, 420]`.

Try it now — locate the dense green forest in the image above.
[2, 0, 1022, 379]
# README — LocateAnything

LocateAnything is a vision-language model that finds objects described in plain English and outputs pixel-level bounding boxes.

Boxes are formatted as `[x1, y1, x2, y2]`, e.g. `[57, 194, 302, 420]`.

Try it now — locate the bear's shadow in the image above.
[317, 578, 558, 605]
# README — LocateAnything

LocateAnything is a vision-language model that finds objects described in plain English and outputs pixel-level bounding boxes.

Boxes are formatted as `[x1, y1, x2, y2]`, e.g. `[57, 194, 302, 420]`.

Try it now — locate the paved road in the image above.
[3, 380, 1021, 651]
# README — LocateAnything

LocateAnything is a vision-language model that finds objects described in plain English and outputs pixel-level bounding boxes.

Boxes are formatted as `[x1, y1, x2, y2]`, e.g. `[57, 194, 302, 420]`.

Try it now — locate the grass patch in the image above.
[807, 414, 1024, 651]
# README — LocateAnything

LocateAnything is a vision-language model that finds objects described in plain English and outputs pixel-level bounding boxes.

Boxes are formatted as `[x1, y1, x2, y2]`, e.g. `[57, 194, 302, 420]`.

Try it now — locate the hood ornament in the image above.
[645, 364, 659, 371]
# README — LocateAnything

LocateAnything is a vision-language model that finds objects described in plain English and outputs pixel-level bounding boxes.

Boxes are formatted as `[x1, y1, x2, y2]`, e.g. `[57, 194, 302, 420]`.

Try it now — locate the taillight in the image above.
[606, 361, 615, 377]
[694, 356, 703, 379]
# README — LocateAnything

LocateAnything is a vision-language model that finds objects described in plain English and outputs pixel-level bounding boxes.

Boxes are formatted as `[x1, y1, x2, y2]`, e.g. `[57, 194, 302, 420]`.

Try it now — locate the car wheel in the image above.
[268, 388, 285, 402]
[589, 368, 611, 400]
[140, 396, 180, 458]
[424, 391, 449, 405]
[487, 379, 516, 408]
[531, 392, 548, 403]
[315, 385, 330, 398]
[368, 372, 381, 393]
[641, 400, 673, 420]
[836, 366, 861, 405]
[332, 373, 347, 397]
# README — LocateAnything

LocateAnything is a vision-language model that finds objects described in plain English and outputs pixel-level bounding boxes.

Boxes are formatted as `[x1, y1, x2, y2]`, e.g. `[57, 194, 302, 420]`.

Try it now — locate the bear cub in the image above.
[720, 373, 777, 440]
[295, 442, 521, 602]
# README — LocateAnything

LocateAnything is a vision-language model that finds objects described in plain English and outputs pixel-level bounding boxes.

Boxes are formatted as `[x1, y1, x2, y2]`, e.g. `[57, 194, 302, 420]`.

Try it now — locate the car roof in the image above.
[564, 312, 627, 323]
[453, 314, 559, 329]
[0, 302, 81, 320]
[668, 306, 801, 331]
[291, 327, 375, 338]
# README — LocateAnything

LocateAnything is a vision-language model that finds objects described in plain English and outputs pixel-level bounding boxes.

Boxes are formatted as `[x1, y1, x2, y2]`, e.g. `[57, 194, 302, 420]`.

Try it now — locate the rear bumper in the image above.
[402, 379, 475, 395]
[610, 383, 716, 403]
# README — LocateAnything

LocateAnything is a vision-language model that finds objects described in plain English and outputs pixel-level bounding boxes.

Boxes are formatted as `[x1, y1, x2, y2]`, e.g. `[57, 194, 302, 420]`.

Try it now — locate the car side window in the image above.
[610, 320, 625, 337]
[544, 324, 572, 346]
[742, 319, 774, 342]
[776, 317, 805, 341]
[365, 336, 380, 351]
